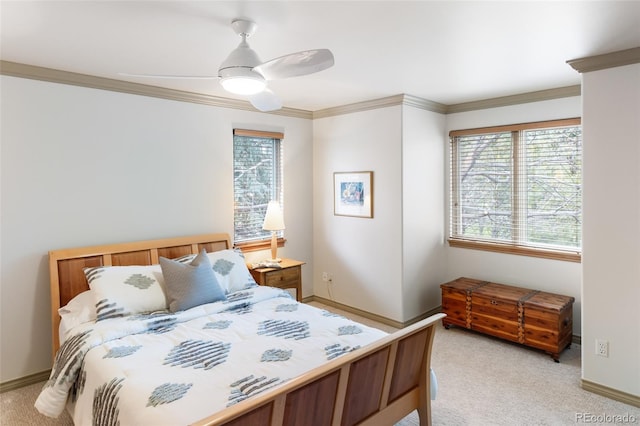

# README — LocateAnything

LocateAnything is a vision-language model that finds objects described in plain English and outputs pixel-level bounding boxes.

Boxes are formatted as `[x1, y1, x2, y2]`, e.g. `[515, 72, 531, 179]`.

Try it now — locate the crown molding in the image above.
[2, 60, 580, 119]
[402, 94, 448, 114]
[0, 61, 313, 119]
[446, 85, 582, 114]
[567, 47, 640, 74]
[313, 94, 448, 119]
[312, 94, 405, 119]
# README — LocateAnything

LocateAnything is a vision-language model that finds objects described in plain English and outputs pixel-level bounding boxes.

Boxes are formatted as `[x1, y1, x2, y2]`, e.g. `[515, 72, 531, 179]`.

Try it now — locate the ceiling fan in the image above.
[121, 19, 334, 112]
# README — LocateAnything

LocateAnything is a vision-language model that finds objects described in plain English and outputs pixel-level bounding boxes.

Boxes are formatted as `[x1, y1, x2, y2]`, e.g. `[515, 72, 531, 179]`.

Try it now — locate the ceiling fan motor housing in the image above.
[218, 39, 266, 95]
[218, 19, 263, 80]
[218, 41, 263, 78]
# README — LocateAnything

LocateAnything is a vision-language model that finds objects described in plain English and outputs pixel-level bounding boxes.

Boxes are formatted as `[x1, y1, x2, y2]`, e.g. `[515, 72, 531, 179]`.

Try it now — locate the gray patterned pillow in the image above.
[160, 250, 227, 312]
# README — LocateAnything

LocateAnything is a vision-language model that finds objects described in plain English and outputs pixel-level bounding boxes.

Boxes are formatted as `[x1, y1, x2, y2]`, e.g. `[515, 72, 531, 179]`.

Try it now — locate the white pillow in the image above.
[206, 249, 258, 293]
[84, 264, 168, 321]
[58, 290, 97, 343]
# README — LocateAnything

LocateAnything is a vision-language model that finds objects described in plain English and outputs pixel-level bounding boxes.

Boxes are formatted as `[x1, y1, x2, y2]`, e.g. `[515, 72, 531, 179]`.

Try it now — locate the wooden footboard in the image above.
[192, 312, 445, 426]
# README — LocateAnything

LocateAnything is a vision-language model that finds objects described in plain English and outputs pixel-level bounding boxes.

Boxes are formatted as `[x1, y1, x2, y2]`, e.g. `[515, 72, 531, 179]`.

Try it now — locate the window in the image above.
[233, 129, 283, 249]
[449, 118, 582, 262]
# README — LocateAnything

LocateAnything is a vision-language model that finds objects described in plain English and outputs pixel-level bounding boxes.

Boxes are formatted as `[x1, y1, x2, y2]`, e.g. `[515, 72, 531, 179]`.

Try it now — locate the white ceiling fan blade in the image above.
[119, 73, 218, 80]
[249, 88, 282, 112]
[253, 49, 334, 80]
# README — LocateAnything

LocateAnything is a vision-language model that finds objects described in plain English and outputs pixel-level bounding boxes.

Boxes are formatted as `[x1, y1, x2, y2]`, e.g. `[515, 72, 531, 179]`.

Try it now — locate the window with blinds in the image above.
[449, 118, 582, 261]
[233, 129, 283, 244]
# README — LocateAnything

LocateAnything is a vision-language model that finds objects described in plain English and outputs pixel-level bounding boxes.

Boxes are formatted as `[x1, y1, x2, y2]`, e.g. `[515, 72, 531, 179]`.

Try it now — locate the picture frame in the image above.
[333, 171, 373, 218]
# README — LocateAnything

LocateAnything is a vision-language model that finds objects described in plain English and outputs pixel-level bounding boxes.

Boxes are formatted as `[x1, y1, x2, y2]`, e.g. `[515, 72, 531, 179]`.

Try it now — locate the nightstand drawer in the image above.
[264, 267, 300, 287]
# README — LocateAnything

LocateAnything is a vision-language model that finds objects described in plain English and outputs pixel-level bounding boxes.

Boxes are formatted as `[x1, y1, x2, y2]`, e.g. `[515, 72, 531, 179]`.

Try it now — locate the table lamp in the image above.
[262, 201, 285, 262]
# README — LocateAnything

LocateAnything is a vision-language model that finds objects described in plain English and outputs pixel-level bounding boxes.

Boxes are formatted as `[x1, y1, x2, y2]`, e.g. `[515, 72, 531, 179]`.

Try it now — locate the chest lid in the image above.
[473, 282, 537, 303]
[440, 277, 488, 292]
[523, 291, 575, 312]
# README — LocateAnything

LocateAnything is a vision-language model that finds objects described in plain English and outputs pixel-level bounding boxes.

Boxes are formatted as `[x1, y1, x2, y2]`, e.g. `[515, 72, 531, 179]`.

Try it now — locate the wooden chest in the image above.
[441, 277, 574, 362]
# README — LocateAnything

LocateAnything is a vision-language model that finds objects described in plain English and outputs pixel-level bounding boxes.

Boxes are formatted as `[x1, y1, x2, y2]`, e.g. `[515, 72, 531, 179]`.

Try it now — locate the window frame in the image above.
[448, 118, 582, 263]
[232, 129, 286, 253]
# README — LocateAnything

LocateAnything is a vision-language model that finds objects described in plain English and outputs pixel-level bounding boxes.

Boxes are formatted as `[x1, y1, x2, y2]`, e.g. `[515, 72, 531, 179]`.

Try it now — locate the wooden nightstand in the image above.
[249, 258, 305, 302]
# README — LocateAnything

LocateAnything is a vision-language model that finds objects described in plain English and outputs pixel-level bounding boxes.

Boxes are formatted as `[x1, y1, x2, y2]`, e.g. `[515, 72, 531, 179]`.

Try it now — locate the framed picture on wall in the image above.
[333, 171, 373, 218]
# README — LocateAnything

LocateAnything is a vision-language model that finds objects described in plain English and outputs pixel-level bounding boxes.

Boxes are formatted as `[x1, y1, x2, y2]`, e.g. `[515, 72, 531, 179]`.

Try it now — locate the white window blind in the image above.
[450, 119, 582, 259]
[233, 129, 283, 244]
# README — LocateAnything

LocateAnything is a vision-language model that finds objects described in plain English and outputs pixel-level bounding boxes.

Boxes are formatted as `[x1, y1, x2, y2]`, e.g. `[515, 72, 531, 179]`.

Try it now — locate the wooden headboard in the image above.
[48, 233, 232, 358]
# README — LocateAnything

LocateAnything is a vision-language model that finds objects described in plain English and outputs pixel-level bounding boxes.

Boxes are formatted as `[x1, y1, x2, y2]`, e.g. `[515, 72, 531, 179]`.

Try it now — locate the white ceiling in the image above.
[2, 1, 639, 112]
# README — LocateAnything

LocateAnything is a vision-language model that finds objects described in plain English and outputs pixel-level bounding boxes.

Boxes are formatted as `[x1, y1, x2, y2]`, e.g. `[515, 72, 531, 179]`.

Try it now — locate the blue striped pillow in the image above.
[160, 250, 226, 312]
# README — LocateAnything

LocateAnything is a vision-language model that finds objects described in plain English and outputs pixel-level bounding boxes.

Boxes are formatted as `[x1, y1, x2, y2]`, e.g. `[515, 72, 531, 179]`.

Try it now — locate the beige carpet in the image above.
[2, 303, 638, 425]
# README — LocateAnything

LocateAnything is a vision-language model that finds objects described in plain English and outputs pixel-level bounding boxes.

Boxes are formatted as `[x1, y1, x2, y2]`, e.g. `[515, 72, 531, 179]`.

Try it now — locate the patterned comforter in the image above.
[35, 286, 387, 425]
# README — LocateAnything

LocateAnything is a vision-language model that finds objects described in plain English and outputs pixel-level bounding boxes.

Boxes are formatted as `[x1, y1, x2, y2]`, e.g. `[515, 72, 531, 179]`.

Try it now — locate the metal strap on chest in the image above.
[517, 290, 540, 343]
[464, 281, 490, 328]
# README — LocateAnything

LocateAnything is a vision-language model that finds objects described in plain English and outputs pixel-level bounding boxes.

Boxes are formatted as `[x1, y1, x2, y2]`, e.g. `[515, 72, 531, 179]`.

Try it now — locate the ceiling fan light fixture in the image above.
[220, 72, 266, 95]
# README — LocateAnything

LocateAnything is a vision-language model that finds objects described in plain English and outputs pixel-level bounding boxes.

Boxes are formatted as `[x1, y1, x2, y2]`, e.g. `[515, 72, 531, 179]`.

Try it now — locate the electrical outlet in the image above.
[595, 339, 609, 357]
[322, 272, 329, 282]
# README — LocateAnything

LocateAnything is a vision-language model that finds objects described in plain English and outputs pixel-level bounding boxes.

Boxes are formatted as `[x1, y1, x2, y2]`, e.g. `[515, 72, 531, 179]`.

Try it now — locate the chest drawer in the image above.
[523, 291, 574, 353]
[441, 293, 468, 327]
[471, 295, 519, 319]
[441, 278, 489, 329]
[470, 294, 520, 342]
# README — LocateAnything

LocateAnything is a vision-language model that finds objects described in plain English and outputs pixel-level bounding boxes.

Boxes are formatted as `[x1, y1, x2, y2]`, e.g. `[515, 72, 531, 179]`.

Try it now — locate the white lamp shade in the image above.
[262, 201, 285, 231]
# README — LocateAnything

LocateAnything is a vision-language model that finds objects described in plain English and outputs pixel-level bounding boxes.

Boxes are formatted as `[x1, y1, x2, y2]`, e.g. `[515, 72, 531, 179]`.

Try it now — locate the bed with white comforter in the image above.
[36, 286, 388, 425]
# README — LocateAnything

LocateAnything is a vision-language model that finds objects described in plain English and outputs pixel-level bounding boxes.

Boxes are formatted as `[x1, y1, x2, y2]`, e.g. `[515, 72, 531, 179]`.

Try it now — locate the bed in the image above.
[36, 233, 444, 425]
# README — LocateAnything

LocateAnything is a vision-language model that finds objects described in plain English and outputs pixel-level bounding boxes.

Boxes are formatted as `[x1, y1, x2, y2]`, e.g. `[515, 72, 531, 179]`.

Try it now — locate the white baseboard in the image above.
[581, 379, 640, 408]
[0, 370, 50, 394]
[307, 295, 441, 329]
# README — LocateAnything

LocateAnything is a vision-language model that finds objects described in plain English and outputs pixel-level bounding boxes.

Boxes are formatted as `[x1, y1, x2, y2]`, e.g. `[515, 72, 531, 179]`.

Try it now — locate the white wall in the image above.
[312, 104, 447, 324]
[6, 68, 637, 403]
[445, 97, 583, 335]
[581, 63, 640, 396]
[0, 75, 313, 382]
[401, 105, 447, 321]
[313, 106, 405, 321]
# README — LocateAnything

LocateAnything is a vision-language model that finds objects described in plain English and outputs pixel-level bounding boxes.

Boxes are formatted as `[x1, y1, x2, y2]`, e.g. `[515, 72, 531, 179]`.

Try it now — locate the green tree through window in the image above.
[450, 119, 582, 259]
